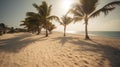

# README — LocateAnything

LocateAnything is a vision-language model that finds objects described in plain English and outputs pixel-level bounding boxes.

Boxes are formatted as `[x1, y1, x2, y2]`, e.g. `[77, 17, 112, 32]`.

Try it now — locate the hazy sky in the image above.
[0, 0, 120, 31]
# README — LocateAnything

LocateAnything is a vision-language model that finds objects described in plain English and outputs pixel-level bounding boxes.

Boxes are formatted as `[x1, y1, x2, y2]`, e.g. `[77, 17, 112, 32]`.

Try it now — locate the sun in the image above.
[62, 0, 73, 12]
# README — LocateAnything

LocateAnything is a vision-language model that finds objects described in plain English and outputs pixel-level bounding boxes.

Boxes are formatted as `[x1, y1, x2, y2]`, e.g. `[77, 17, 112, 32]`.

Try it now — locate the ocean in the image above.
[67, 31, 120, 38]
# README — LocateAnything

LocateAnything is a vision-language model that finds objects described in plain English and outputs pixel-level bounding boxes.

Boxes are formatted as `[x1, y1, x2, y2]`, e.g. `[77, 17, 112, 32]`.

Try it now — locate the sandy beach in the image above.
[0, 32, 120, 67]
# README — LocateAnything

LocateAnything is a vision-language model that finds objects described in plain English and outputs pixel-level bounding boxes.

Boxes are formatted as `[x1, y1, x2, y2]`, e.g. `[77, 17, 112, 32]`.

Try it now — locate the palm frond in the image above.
[60, 15, 73, 26]
[80, 0, 98, 15]
[33, 3, 40, 11]
[75, 4, 84, 16]
[42, 1, 48, 16]
[69, 3, 84, 23]
[59, 22, 64, 25]
[47, 5, 52, 16]
[73, 16, 83, 23]
[48, 24, 56, 32]
[70, 4, 84, 17]
[26, 12, 37, 17]
[61, 16, 66, 23]
[47, 15, 60, 22]
[90, 1, 120, 18]
[21, 20, 25, 22]
[39, 6, 46, 17]
[104, 1, 120, 8]
[20, 24, 25, 26]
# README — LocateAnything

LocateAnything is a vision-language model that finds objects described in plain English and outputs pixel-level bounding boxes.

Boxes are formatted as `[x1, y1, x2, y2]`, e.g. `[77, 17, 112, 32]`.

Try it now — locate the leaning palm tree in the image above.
[26, 12, 42, 34]
[20, 12, 41, 34]
[33, 1, 59, 37]
[59, 15, 73, 36]
[70, 0, 120, 40]
[20, 19, 34, 33]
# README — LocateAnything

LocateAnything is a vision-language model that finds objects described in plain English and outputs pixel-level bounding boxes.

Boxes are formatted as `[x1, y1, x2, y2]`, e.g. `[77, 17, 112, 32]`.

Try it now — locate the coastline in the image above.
[63, 31, 120, 39]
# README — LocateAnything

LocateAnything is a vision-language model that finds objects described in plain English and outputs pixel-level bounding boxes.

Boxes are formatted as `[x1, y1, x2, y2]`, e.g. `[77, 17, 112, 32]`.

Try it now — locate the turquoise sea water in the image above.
[67, 31, 120, 38]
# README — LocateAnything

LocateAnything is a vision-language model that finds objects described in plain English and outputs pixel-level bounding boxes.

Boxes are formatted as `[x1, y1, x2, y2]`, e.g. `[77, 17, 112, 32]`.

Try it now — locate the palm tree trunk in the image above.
[64, 25, 66, 37]
[45, 23, 48, 37]
[84, 15, 90, 40]
[37, 27, 40, 35]
[49, 31, 52, 34]
[37, 26, 42, 35]
[39, 28, 42, 34]
[46, 28, 48, 37]
[0, 30, 2, 36]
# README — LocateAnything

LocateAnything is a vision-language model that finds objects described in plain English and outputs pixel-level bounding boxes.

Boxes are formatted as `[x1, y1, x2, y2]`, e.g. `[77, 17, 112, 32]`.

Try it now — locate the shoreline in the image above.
[55, 31, 120, 39]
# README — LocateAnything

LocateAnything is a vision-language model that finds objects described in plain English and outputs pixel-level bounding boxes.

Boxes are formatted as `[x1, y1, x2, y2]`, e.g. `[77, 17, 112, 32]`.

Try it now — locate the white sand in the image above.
[0, 32, 120, 67]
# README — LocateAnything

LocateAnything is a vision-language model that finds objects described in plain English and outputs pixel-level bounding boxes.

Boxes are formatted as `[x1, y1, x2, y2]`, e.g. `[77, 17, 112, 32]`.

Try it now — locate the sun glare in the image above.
[62, 0, 73, 12]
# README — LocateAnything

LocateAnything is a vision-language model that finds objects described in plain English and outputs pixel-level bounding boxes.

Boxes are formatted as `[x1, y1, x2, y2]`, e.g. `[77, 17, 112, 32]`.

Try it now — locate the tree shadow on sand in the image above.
[52, 36, 120, 67]
[52, 36, 80, 46]
[0, 33, 45, 53]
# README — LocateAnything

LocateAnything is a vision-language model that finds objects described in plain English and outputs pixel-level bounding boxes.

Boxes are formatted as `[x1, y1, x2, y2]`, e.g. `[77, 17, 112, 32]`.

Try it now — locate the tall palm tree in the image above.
[70, 0, 120, 40]
[59, 15, 73, 36]
[33, 1, 59, 37]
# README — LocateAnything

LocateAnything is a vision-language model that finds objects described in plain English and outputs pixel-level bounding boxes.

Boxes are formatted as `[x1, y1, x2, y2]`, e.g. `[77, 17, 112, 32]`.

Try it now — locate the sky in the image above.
[0, 0, 120, 31]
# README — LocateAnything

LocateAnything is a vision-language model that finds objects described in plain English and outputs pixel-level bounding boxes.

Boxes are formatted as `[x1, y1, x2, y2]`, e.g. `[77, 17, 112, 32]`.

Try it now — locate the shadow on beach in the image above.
[52, 36, 80, 46]
[0, 33, 40, 53]
[52, 36, 120, 67]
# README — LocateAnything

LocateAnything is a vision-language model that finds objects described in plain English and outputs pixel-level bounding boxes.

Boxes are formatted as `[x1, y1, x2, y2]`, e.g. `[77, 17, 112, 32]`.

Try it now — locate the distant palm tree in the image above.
[70, 0, 120, 40]
[33, 1, 59, 37]
[0, 23, 6, 35]
[47, 22, 56, 34]
[59, 15, 73, 36]
[43, 21, 56, 34]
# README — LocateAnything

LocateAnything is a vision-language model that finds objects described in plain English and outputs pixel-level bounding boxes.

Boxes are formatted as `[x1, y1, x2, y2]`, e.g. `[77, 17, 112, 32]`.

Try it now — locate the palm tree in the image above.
[20, 19, 35, 33]
[26, 12, 42, 34]
[59, 15, 73, 36]
[33, 1, 59, 37]
[0, 23, 6, 35]
[20, 15, 39, 34]
[42, 21, 56, 34]
[70, 0, 120, 40]
[47, 22, 56, 34]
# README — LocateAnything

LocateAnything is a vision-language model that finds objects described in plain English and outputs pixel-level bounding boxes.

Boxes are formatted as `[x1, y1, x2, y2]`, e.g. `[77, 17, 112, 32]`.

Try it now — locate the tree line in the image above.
[0, 23, 27, 36]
